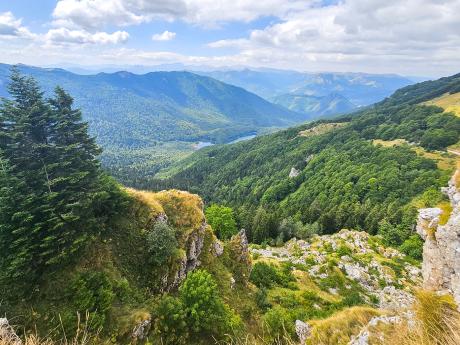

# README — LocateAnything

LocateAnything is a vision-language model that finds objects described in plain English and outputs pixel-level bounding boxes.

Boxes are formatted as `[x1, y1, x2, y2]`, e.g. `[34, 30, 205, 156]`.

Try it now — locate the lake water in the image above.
[193, 141, 214, 149]
[194, 134, 257, 150]
[228, 134, 256, 144]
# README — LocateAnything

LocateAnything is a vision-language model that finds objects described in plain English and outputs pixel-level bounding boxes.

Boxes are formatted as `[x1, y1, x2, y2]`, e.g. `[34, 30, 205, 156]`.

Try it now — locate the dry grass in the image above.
[371, 139, 457, 171]
[413, 147, 457, 171]
[372, 138, 408, 147]
[219, 334, 296, 345]
[299, 123, 347, 137]
[0, 315, 99, 345]
[126, 187, 205, 229]
[424, 92, 460, 117]
[307, 306, 381, 345]
[375, 291, 460, 345]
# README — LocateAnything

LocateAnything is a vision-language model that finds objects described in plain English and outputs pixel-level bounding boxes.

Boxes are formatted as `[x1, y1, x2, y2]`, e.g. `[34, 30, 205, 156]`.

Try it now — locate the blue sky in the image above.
[0, 0, 459, 77]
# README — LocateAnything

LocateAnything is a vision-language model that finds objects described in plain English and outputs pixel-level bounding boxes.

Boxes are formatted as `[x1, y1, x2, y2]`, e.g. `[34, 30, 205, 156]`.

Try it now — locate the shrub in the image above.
[152, 295, 188, 345]
[255, 288, 272, 311]
[400, 234, 424, 260]
[205, 204, 238, 239]
[153, 270, 241, 343]
[340, 290, 364, 307]
[262, 306, 295, 342]
[68, 271, 115, 331]
[336, 245, 352, 257]
[179, 270, 241, 338]
[250, 262, 281, 288]
[146, 222, 177, 265]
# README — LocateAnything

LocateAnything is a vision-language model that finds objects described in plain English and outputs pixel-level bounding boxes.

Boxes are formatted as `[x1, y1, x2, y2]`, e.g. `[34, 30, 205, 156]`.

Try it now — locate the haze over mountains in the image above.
[199, 69, 415, 117]
[0, 63, 418, 183]
[0, 63, 302, 181]
[44, 64, 419, 117]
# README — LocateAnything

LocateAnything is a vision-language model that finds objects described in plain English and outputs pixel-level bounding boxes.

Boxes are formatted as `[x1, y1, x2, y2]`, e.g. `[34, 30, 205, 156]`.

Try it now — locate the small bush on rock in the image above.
[147, 222, 178, 265]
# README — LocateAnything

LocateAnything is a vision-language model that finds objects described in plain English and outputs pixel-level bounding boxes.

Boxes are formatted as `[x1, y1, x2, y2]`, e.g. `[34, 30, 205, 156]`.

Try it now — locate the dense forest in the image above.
[151, 73, 460, 250]
[0, 64, 304, 183]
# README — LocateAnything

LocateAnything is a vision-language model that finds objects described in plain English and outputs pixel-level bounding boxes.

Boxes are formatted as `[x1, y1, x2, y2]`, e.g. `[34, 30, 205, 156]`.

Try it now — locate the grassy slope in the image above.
[424, 92, 460, 116]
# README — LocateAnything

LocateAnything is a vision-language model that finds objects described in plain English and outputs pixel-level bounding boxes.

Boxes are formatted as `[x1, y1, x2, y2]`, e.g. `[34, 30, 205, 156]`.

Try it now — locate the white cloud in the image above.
[152, 30, 176, 41]
[1, 1, 460, 77]
[207, 0, 460, 76]
[0, 12, 35, 39]
[52, 0, 187, 29]
[52, 0, 309, 29]
[0, 11, 129, 46]
[45, 28, 129, 45]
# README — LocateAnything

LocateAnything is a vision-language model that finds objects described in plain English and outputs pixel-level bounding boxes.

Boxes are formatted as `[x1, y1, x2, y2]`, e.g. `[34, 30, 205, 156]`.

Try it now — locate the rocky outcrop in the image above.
[0, 318, 22, 345]
[295, 320, 311, 345]
[348, 314, 407, 345]
[227, 229, 252, 285]
[131, 318, 151, 343]
[164, 220, 210, 291]
[417, 170, 460, 307]
[289, 167, 300, 178]
[251, 229, 421, 310]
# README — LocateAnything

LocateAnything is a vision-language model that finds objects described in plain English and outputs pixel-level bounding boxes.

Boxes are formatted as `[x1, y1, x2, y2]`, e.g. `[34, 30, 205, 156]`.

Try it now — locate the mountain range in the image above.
[198, 69, 416, 116]
[0, 64, 421, 184]
[0, 63, 304, 181]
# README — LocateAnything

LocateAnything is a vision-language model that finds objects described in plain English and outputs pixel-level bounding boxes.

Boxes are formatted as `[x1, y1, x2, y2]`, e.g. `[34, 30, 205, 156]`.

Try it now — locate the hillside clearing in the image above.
[372, 139, 457, 171]
[424, 92, 460, 117]
[298, 122, 348, 137]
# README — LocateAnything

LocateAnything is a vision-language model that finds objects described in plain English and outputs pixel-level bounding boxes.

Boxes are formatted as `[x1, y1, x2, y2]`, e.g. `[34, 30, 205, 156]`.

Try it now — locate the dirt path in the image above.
[447, 149, 460, 156]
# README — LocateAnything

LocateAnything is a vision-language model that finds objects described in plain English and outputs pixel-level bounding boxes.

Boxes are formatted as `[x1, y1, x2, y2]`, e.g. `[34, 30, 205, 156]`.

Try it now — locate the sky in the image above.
[0, 0, 459, 77]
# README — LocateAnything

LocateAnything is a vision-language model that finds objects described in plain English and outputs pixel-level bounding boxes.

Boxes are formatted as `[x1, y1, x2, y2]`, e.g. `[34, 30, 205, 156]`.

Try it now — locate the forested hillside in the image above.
[0, 64, 303, 183]
[157, 72, 460, 250]
[1, 64, 460, 345]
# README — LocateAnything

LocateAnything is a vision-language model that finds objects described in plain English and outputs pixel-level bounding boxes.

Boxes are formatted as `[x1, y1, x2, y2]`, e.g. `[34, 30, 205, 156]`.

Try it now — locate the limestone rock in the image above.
[0, 318, 22, 345]
[169, 221, 207, 290]
[289, 167, 300, 178]
[227, 229, 252, 284]
[230, 276, 236, 289]
[131, 318, 151, 342]
[295, 320, 311, 345]
[212, 239, 224, 257]
[417, 171, 460, 307]
[349, 315, 402, 345]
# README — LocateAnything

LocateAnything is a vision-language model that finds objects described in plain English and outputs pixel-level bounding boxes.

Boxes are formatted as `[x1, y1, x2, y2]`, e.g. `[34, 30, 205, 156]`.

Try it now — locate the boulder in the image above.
[0, 318, 22, 345]
[131, 318, 151, 343]
[295, 320, 311, 345]
[289, 167, 300, 178]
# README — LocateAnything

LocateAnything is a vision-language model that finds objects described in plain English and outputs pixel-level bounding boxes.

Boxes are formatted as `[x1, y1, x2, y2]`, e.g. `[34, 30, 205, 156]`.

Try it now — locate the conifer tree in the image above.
[0, 68, 114, 293]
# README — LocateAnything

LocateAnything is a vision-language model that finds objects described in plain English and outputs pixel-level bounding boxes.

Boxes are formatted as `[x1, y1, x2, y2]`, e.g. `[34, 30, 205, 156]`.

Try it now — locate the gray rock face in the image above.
[417, 170, 460, 307]
[289, 167, 300, 178]
[211, 239, 224, 257]
[131, 318, 151, 342]
[295, 320, 311, 345]
[169, 221, 207, 290]
[0, 318, 22, 345]
[349, 315, 404, 345]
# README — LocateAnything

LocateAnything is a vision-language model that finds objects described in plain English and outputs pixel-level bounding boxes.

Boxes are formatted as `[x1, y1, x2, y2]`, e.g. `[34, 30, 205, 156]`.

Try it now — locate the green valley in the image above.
[156, 73, 460, 250]
[0, 64, 303, 184]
